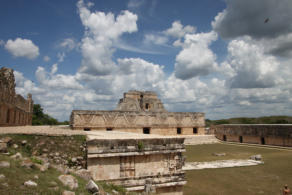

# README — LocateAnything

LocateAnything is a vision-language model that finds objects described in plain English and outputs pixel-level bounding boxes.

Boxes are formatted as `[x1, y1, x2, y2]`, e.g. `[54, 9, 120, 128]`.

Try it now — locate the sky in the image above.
[1, 0, 292, 121]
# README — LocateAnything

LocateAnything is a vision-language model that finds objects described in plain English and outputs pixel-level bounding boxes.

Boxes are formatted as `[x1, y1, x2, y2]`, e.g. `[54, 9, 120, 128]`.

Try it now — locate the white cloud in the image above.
[57, 52, 66, 62]
[51, 63, 58, 75]
[77, 0, 138, 75]
[43, 55, 50, 62]
[143, 33, 168, 46]
[174, 31, 218, 80]
[36, 65, 83, 90]
[127, 0, 145, 9]
[5, 38, 39, 59]
[224, 37, 282, 88]
[60, 38, 77, 51]
[164, 21, 196, 38]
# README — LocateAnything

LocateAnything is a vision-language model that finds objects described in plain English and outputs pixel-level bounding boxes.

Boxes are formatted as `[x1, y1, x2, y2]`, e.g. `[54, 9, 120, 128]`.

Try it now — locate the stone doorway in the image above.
[177, 128, 182, 134]
[239, 136, 243, 143]
[261, 137, 265, 145]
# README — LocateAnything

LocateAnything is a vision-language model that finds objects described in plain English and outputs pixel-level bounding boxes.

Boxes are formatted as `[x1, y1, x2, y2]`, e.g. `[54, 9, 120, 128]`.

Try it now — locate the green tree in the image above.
[32, 104, 62, 125]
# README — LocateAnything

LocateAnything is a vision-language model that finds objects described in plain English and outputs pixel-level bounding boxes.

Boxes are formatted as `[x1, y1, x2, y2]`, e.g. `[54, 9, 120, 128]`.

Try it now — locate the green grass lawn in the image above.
[184, 143, 292, 195]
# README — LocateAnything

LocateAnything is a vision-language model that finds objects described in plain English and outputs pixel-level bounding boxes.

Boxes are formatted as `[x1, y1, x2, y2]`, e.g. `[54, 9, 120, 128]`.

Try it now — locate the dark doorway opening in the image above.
[84, 128, 91, 131]
[106, 128, 113, 131]
[261, 137, 265, 145]
[177, 128, 182, 134]
[6, 109, 10, 123]
[223, 135, 227, 141]
[143, 127, 150, 134]
[193, 127, 198, 134]
[239, 136, 243, 143]
[145, 103, 149, 110]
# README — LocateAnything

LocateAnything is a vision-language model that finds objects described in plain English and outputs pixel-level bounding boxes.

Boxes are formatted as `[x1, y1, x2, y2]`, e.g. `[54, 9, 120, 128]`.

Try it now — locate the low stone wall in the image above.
[183, 135, 219, 145]
[213, 124, 292, 147]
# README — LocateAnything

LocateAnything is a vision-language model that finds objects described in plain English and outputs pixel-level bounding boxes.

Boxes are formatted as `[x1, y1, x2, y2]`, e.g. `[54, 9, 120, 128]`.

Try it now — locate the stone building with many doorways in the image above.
[70, 90, 205, 135]
[0, 67, 33, 126]
[213, 124, 292, 147]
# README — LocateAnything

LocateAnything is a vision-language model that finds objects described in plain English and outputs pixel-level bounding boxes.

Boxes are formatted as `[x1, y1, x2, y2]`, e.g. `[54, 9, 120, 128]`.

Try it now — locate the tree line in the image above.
[32, 104, 69, 125]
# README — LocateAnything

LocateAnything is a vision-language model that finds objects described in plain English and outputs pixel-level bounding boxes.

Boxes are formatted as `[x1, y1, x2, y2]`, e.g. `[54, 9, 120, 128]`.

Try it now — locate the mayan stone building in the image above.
[70, 90, 205, 135]
[87, 132, 186, 194]
[0, 67, 33, 126]
[213, 124, 292, 147]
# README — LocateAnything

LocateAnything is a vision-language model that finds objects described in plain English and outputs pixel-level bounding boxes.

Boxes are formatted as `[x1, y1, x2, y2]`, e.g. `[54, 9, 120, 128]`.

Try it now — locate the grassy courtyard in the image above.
[184, 143, 292, 195]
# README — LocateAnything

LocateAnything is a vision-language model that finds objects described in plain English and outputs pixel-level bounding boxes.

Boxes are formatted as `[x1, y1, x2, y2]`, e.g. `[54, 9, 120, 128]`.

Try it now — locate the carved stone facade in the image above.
[87, 135, 186, 194]
[213, 124, 292, 147]
[70, 90, 205, 135]
[0, 67, 33, 126]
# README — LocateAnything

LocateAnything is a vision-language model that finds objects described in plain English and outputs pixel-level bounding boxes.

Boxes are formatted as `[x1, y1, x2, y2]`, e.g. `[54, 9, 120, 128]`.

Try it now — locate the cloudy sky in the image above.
[1, 0, 292, 121]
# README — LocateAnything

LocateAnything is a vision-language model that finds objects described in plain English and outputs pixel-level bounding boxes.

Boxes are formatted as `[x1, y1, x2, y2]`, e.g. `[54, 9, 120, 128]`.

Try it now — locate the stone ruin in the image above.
[213, 124, 292, 147]
[70, 90, 205, 135]
[0, 67, 33, 126]
[87, 132, 186, 194]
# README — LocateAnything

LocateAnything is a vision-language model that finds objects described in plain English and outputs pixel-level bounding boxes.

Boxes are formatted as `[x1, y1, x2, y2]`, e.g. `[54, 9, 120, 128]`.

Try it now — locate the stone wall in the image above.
[87, 137, 186, 194]
[70, 110, 205, 135]
[0, 67, 33, 126]
[213, 124, 292, 147]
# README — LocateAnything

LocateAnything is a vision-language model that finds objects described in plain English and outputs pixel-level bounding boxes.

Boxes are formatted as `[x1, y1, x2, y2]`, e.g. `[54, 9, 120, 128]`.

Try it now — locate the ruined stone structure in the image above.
[70, 90, 205, 135]
[87, 132, 186, 194]
[0, 67, 33, 126]
[0, 126, 187, 194]
[213, 124, 292, 147]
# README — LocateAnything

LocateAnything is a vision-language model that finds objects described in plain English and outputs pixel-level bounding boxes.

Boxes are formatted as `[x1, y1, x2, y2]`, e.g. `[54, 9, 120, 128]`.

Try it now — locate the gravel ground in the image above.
[0, 125, 217, 141]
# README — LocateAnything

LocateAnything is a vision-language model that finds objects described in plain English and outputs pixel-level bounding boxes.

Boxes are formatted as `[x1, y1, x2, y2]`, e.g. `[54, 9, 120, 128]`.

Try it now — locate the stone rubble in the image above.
[75, 169, 92, 181]
[11, 152, 22, 159]
[62, 191, 75, 195]
[250, 154, 262, 161]
[86, 180, 99, 194]
[24, 180, 37, 187]
[212, 152, 226, 156]
[21, 158, 34, 169]
[0, 161, 10, 168]
[58, 174, 78, 190]
[0, 174, 5, 180]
